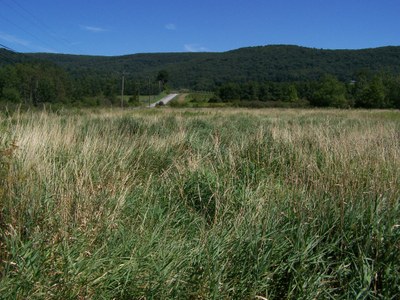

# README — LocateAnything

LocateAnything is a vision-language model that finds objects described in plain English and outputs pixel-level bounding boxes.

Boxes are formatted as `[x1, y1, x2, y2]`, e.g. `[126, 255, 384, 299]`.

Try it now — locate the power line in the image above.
[0, 0, 64, 52]
[0, 11, 56, 52]
[0, 43, 16, 52]
[0, 42, 49, 64]
[5, 0, 78, 53]
[0, 43, 19, 63]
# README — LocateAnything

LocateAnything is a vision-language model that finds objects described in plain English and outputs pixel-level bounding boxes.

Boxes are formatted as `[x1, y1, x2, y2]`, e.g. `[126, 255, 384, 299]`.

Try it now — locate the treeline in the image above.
[214, 73, 400, 108]
[26, 45, 400, 91]
[0, 62, 69, 105]
[0, 62, 166, 107]
[1, 60, 399, 109]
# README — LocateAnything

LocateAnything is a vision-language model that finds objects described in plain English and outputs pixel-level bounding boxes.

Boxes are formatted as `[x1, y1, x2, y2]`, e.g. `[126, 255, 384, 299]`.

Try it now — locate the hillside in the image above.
[19, 45, 400, 89]
[1, 45, 400, 108]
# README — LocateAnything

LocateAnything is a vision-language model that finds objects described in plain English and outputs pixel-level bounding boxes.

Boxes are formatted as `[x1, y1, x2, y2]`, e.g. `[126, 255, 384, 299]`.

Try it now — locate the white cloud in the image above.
[184, 44, 208, 52]
[36, 46, 57, 53]
[165, 23, 177, 30]
[0, 32, 30, 46]
[0, 31, 57, 53]
[81, 25, 108, 33]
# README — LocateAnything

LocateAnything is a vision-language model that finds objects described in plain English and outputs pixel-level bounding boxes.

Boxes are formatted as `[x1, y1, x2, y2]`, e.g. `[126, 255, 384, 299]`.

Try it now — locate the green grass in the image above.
[138, 92, 167, 105]
[0, 108, 399, 299]
[169, 92, 216, 108]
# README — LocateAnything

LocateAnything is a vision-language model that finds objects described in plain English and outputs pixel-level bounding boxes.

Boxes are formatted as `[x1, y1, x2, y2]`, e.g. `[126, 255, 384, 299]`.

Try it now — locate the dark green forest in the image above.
[1, 45, 400, 108]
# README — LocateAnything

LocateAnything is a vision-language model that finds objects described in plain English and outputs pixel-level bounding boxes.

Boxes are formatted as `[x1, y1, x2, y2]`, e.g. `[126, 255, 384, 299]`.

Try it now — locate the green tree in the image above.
[281, 84, 298, 102]
[368, 76, 386, 108]
[311, 75, 349, 107]
[240, 82, 258, 100]
[269, 83, 283, 101]
[258, 82, 272, 101]
[156, 70, 169, 83]
[385, 75, 400, 108]
[1, 87, 21, 102]
[218, 83, 241, 101]
[354, 74, 387, 108]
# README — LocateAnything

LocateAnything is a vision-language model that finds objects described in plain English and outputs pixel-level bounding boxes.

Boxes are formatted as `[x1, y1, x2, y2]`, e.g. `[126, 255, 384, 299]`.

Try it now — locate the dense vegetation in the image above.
[214, 73, 400, 108]
[1, 109, 399, 298]
[1, 45, 400, 108]
[25, 45, 400, 86]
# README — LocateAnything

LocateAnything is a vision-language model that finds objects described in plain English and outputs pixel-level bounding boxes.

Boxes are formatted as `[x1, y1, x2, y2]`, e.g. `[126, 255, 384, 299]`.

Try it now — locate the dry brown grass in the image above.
[1, 108, 399, 299]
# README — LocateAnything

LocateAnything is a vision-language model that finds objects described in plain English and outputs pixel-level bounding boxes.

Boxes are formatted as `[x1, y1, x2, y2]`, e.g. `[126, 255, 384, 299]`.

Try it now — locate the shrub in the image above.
[1, 87, 21, 103]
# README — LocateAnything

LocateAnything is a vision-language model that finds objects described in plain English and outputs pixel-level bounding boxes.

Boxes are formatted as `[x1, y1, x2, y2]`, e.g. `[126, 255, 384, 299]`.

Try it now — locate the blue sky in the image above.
[0, 0, 399, 55]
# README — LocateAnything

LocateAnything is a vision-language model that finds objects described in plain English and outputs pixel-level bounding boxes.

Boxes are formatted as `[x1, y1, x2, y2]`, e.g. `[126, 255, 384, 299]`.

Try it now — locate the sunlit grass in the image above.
[1, 108, 399, 299]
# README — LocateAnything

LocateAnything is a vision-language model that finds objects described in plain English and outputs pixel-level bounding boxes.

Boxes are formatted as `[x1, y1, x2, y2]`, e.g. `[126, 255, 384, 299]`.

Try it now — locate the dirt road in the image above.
[149, 93, 178, 107]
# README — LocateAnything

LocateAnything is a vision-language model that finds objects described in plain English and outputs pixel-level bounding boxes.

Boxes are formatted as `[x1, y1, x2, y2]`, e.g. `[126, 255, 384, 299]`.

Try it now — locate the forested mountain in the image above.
[1, 45, 400, 108]
[21, 45, 400, 89]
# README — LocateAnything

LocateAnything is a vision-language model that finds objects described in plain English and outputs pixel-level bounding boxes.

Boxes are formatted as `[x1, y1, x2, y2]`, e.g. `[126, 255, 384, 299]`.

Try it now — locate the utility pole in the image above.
[121, 74, 125, 108]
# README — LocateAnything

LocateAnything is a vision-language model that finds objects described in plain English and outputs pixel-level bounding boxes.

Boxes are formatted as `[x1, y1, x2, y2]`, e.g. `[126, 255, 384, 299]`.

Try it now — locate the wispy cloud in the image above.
[0, 31, 57, 53]
[36, 46, 58, 53]
[165, 23, 177, 30]
[0, 32, 30, 47]
[184, 44, 208, 52]
[81, 25, 108, 33]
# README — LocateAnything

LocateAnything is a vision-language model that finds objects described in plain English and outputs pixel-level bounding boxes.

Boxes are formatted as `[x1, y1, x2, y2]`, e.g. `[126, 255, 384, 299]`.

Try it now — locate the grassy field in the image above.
[0, 108, 399, 299]
[138, 92, 167, 105]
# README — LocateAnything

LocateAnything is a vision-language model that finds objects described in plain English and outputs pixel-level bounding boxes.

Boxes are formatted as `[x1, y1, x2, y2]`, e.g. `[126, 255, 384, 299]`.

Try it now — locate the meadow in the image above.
[0, 108, 399, 299]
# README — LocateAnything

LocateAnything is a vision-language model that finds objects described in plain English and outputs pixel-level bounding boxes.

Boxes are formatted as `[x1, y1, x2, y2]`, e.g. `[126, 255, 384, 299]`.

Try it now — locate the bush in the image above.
[129, 96, 141, 107]
[1, 87, 21, 103]
[208, 95, 222, 103]
[169, 99, 187, 107]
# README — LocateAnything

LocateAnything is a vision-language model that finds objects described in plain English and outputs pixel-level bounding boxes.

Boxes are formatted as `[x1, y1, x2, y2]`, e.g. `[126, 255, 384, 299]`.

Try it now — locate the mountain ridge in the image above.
[2, 44, 400, 89]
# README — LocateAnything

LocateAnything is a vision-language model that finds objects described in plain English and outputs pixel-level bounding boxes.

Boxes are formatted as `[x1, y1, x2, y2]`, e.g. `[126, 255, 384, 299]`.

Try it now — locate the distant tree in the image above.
[0, 65, 19, 101]
[311, 75, 349, 107]
[103, 80, 116, 97]
[385, 75, 400, 108]
[296, 81, 316, 102]
[354, 74, 387, 108]
[369, 76, 386, 108]
[353, 72, 370, 108]
[258, 82, 272, 101]
[0, 62, 70, 105]
[281, 84, 298, 102]
[157, 70, 169, 84]
[218, 83, 241, 101]
[37, 80, 56, 103]
[269, 83, 284, 101]
[240, 81, 258, 100]
[1, 87, 21, 102]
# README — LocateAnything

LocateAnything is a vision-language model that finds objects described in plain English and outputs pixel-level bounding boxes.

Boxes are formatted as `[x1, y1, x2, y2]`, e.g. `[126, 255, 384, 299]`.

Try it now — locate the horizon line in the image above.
[4, 43, 400, 57]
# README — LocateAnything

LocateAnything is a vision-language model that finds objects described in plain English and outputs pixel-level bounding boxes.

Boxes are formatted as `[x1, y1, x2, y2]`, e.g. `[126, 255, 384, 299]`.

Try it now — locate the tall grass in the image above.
[1, 108, 399, 299]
